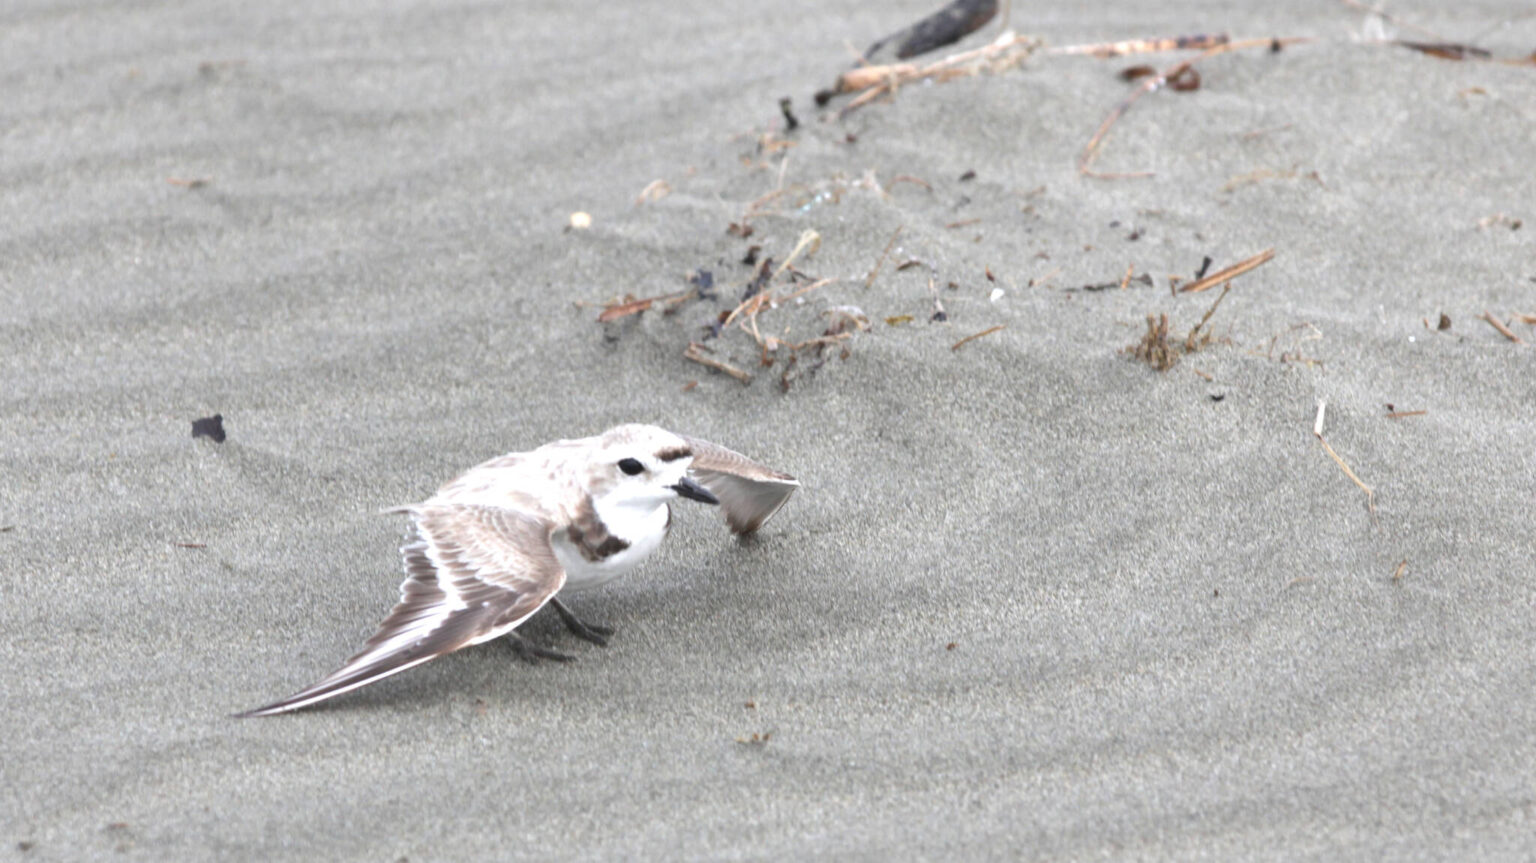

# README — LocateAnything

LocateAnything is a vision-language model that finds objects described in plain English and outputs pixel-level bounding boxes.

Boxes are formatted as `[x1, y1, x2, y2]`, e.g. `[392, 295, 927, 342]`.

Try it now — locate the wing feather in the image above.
[236, 505, 564, 717]
[679, 435, 800, 534]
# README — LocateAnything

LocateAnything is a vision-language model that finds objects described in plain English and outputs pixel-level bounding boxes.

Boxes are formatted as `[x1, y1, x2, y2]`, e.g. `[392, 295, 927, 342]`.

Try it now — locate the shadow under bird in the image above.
[237, 424, 798, 717]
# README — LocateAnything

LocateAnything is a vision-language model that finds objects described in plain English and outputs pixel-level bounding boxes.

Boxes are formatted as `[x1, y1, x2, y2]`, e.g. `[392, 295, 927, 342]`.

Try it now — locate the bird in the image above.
[236, 424, 798, 717]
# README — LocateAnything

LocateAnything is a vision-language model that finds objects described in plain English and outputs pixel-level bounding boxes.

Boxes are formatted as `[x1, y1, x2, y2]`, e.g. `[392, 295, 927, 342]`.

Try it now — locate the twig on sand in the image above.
[598, 290, 692, 322]
[1385, 409, 1426, 419]
[1184, 282, 1232, 350]
[1481, 310, 1525, 343]
[737, 278, 837, 348]
[952, 324, 1006, 351]
[1079, 38, 1314, 178]
[772, 229, 822, 282]
[634, 179, 671, 206]
[887, 175, 934, 193]
[1391, 559, 1408, 582]
[825, 30, 1044, 113]
[684, 342, 752, 384]
[866, 226, 904, 288]
[825, 30, 1233, 114]
[1047, 34, 1230, 58]
[1179, 248, 1275, 293]
[1313, 400, 1375, 513]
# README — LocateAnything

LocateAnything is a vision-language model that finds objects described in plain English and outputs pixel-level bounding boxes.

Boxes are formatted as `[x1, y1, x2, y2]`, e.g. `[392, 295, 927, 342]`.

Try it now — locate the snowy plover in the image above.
[237, 424, 798, 717]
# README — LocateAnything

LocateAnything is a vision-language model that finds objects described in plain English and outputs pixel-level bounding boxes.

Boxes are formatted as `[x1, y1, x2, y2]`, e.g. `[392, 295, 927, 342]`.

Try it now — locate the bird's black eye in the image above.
[617, 457, 645, 476]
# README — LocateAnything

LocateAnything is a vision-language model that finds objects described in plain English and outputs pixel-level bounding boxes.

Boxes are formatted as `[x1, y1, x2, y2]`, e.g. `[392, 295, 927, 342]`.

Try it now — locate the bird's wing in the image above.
[236, 505, 565, 717]
[679, 435, 800, 535]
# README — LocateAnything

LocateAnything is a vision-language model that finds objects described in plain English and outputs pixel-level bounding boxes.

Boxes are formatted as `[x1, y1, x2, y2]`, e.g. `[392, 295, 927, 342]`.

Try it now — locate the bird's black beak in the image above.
[671, 476, 718, 505]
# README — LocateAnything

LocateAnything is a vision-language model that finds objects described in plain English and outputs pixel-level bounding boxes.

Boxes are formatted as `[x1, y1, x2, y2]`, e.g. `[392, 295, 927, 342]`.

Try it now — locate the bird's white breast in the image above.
[554, 501, 669, 592]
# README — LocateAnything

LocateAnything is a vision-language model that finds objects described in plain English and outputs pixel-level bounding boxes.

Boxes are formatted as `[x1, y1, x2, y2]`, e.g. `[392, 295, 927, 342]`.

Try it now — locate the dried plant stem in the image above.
[836, 30, 1043, 116]
[1180, 248, 1275, 294]
[952, 324, 1006, 351]
[684, 342, 751, 384]
[1313, 400, 1375, 512]
[1481, 310, 1524, 343]
[597, 289, 691, 323]
[741, 278, 837, 347]
[1185, 282, 1232, 349]
[835, 31, 1238, 116]
[634, 179, 671, 206]
[1047, 33, 1229, 58]
[772, 229, 822, 281]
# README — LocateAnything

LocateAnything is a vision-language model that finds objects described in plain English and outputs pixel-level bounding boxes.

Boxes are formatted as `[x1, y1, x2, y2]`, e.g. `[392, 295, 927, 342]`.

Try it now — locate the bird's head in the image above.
[588, 424, 717, 511]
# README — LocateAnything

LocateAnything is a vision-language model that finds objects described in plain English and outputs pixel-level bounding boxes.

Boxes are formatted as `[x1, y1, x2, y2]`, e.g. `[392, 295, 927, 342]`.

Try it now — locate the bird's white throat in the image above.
[592, 491, 670, 543]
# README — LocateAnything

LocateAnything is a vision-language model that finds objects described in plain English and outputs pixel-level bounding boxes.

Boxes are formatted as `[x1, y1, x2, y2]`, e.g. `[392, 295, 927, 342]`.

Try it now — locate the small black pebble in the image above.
[1210, 393, 1225, 402]
[959, 169, 976, 182]
[191, 414, 226, 443]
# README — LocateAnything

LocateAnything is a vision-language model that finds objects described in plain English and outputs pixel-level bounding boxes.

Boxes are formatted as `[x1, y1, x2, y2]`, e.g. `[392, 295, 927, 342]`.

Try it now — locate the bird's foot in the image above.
[550, 598, 613, 646]
[506, 633, 576, 664]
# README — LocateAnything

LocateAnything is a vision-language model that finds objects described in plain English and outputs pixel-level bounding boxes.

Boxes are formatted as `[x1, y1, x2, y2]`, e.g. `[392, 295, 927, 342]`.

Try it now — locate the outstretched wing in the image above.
[236, 505, 565, 717]
[679, 435, 800, 535]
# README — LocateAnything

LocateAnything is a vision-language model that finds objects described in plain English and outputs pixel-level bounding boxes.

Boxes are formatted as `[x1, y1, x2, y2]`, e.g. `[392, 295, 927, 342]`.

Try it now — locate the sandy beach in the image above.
[3, 0, 1534, 859]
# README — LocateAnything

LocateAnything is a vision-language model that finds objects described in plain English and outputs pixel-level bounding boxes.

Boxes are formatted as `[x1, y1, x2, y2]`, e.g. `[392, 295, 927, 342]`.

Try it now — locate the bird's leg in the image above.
[505, 633, 575, 664]
[549, 597, 613, 646]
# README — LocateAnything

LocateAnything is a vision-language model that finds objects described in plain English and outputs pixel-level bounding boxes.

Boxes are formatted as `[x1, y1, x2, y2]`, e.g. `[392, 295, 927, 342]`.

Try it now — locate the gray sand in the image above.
[3, 1, 1534, 859]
